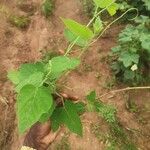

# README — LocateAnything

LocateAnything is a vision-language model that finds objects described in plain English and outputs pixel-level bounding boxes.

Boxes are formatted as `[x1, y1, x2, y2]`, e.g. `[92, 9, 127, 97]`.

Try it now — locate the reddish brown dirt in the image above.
[0, 0, 149, 150]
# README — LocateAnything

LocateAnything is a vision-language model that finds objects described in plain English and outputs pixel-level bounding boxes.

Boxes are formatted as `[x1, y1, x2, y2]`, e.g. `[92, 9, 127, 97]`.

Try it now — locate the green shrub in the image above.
[9, 15, 30, 28]
[42, 0, 53, 17]
[111, 17, 150, 85]
[117, 0, 150, 16]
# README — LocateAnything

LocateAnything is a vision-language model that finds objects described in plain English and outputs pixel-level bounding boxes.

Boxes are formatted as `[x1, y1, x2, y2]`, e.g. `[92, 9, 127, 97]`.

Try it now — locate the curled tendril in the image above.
[89, 8, 139, 47]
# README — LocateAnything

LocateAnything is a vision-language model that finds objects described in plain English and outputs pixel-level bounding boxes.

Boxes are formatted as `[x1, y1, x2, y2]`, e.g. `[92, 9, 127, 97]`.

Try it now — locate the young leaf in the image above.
[93, 17, 103, 34]
[51, 101, 83, 136]
[49, 56, 80, 80]
[93, 0, 118, 16]
[86, 91, 97, 112]
[61, 18, 94, 40]
[64, 29, 89, 47]
[17, 85, 53, 133]
[75, 102, 86, 114]
[93, 0, 113, 8]
[7, 70, 20, 85]
[107, 3, 119, 16]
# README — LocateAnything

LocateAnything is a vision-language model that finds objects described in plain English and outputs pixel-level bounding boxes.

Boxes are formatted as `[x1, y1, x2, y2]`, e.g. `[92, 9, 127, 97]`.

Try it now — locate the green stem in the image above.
[64, 37, 79, 56]
[64, 1, 116, 56]
[89, 8, 138, 46]
[40, 61, 52, 86]
[99, 86, 150, 99]
[78, 8, 138, 58]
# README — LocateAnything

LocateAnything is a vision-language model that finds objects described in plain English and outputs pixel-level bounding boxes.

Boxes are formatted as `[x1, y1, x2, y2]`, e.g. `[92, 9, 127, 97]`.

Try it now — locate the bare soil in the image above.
[0, 0, 149, 150]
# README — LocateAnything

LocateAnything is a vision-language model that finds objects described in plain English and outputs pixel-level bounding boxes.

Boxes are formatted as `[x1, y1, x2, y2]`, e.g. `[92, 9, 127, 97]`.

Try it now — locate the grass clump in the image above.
[87, 91, 138, 150]
[9, 15, 30, 29]
[42, 0, 53, 17]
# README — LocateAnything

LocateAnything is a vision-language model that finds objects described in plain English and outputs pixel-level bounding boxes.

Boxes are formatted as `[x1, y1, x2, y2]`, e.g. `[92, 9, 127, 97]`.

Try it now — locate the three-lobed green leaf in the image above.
[51, 100, 83, 136]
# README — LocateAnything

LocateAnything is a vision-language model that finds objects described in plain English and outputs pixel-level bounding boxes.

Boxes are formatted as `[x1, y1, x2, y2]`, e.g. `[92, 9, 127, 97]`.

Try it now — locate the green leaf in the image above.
[124, 70, 135, 80]
[16, 72, 44, 92]
[51, 107, 63, 132]
[61, 18, 94, 40]
[64, 29, 89, 47]
[93, 0, 118, 15]
[19, 62, 45, 81]
[49, 56, 80, 80]
[140, 33, 150, 53]
[51, 101, 83, 136]
[111, 46, 121, 53]
[63, 101, 83, 136]
[143, 0, 150, 10]
[7, 70, 20, 84]
[87, 91, 96, 102]
[75, 102, 86, 114]
[111, 62, 121, 74]
[118, 25, 136, 43]
[42, 0, 53, 17]
[93, 0, 113, 8]
[119, 52, 139, 68]
[17, 85, 53, 133]
[93, 17, 103, 34]
[86, 91, 97, 112]
[39, 102, 56, 123]
[107, 3, 119, 16]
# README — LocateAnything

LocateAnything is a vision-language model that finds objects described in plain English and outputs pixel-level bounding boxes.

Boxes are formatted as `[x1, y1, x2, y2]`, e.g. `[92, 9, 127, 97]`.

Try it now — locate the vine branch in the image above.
[99, 86, 150, 98]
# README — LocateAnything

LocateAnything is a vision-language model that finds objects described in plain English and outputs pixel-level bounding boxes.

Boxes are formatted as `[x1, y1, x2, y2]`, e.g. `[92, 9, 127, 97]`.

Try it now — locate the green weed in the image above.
[9, 15, 30, 28]
[111, 22, 150, 85]
[87, 91, 138, 150]
[42, 0, 53, 17]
